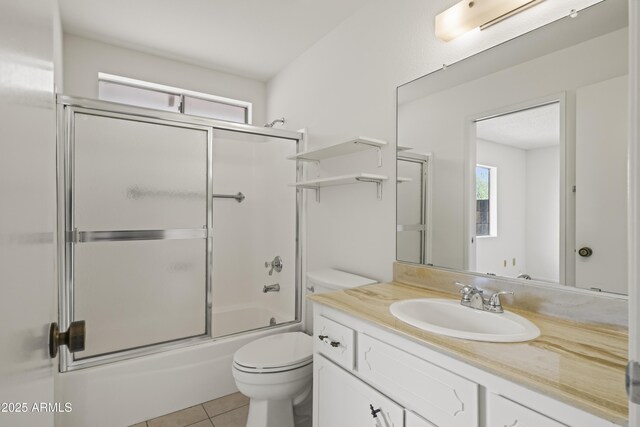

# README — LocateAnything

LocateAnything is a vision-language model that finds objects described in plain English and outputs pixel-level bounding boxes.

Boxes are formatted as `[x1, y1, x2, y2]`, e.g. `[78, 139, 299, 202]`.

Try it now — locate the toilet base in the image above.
[246, 398, 294, 427]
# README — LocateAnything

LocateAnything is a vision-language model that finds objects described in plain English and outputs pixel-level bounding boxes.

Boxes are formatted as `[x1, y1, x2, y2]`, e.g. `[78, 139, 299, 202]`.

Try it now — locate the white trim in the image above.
[98, 72, 253, 124]
[629, 0, 639, 422]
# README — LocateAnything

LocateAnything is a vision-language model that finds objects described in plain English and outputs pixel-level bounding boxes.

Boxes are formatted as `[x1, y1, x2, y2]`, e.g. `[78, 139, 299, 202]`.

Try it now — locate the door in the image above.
[0, 1, 57, 426]
[313, 355, 404, 427]
[575, 76, 628, 294]
[59, 107, 212, 369]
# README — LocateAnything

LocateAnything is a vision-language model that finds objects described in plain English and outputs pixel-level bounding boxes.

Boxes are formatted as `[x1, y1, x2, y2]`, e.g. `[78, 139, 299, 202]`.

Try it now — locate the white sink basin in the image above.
[389, 298, 540, 342]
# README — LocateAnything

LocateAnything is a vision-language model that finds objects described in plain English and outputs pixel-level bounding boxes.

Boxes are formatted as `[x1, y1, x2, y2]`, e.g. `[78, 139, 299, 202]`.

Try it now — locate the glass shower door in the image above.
[59, 99, 302, 370]
[397, 155, 430, 264]
[210, 129, 299, 338]
[62, 109, 212, 366]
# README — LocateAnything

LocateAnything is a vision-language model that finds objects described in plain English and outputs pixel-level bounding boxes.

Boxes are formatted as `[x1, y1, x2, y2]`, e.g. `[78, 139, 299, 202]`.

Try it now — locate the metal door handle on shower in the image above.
[265, 256, 283, 275]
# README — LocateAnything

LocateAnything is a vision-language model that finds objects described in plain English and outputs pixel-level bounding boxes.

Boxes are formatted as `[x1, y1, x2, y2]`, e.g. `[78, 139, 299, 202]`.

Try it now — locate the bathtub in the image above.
[212, 305, 288, 337]
[55, 321, 301, 427]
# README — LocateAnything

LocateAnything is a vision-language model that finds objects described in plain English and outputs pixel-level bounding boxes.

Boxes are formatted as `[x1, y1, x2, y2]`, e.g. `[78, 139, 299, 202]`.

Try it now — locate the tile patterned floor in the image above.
[130, 392, 249, 427]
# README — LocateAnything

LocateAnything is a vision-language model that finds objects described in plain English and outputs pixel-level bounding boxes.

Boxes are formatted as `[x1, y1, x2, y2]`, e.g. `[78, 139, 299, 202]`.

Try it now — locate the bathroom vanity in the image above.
[309, 265, 627, 427]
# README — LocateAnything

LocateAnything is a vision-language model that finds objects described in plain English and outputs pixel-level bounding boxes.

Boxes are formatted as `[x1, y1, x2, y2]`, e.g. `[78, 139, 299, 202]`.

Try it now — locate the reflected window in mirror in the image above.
[475, 165, 495, 238]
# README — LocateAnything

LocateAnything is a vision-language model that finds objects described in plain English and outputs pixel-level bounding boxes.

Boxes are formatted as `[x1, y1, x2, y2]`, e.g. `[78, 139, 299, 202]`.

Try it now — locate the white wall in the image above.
[476, 140, 527, 278]
[526, 146, 560, 282]
[63, 34, 267, 126]
[267, 0, 602, 282]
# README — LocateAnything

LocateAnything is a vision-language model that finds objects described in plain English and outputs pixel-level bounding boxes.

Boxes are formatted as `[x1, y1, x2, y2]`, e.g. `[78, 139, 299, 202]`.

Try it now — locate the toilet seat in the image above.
[233, 332, 312, 374]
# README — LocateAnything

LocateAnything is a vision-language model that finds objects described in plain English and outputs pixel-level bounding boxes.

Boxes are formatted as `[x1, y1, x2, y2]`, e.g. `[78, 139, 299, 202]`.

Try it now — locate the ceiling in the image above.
[59, 0, 370, 81]
[476, 103, 560, 151]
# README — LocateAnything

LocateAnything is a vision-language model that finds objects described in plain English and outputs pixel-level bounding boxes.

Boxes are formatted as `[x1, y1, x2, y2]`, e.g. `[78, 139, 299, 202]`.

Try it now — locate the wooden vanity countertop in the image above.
[308, 282, 628, 425]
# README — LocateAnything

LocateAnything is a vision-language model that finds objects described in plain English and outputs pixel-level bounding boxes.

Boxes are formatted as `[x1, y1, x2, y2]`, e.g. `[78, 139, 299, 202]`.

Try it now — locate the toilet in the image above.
[232, 269, 376, 427]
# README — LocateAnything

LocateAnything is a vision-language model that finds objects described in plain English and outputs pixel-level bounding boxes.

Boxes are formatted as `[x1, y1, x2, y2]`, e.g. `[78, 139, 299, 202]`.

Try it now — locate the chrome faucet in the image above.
[455, 282, 513, 313]
[263, 283, 280, 293]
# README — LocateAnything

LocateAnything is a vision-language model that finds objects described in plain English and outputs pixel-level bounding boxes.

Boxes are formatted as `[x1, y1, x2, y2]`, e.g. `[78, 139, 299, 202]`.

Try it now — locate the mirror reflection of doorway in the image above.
[469, 85, 627, 294]
[397, 153, 431, 264]
[472, 102, 561, 283]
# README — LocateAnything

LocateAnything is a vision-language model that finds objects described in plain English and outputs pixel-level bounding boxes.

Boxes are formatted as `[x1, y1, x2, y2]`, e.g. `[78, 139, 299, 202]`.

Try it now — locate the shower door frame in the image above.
[57, 96, 304, 372]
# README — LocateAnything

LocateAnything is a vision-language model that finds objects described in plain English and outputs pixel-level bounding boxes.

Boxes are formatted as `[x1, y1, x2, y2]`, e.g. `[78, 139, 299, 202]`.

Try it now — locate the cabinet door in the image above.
[406, 411, 437, 427]
[488, 393, 566, 427]
[357, 334, 478, 427]
[313, 354, 404, 427]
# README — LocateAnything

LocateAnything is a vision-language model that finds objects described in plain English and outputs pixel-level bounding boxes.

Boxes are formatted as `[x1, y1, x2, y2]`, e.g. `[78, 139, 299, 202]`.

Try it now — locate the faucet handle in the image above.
[455, 281, 474, 292]
[454, 282, 481, 302]
[487, 291, 514, 313]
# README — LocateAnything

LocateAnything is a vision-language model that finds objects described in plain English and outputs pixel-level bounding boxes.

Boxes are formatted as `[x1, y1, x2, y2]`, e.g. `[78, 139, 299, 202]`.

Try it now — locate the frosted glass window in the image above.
[183, 96, 247, 123]
[74, 113, 208, 231]
[98, 76, 250, 124]
[99, 80, 181, 112]
[73, 239, 207, 359]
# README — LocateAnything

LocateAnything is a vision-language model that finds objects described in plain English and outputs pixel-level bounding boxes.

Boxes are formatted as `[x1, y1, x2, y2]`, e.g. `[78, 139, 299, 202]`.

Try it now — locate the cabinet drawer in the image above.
[314, 315, 355, 370]
[314, 354, 404, 427]
[488, 393, 567, 427]
[357, 334, 478, 427]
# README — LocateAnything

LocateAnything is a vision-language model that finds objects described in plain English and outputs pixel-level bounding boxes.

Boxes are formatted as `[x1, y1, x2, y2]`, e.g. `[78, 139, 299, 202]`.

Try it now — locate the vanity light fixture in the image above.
[435, 0, 545, 42]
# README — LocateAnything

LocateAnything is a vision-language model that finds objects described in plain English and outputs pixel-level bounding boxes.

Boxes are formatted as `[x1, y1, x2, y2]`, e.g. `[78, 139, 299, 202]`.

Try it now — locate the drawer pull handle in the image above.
[318, 334, 341, 348]
[369, 404, 384, 427]
[369, 404, 381, 418]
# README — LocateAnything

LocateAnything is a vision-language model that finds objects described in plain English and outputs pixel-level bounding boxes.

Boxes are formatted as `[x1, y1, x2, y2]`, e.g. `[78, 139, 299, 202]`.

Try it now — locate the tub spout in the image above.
[263, 283, 280, 293]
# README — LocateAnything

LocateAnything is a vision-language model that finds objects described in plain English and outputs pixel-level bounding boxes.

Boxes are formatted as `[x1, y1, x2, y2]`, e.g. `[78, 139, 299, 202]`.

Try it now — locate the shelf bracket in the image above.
[356, 177, 383, 200]
[355, 141, 383, 167]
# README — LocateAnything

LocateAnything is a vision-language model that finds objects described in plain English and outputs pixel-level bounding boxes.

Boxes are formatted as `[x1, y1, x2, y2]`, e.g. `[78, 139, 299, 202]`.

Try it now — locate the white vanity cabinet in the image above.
[311, 306, 621, 427]
[357, 333, 478, 427]
[313, 314, 477, 427]
[314, 354, 404, 427]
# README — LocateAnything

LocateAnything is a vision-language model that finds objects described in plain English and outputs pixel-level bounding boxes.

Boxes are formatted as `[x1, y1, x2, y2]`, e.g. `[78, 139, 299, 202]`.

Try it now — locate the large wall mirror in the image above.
[396, 0, 628, 295]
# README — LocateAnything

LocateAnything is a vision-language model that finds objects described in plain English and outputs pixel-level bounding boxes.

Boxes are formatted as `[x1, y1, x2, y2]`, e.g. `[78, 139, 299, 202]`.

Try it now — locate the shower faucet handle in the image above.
[265, 256, 283, 276]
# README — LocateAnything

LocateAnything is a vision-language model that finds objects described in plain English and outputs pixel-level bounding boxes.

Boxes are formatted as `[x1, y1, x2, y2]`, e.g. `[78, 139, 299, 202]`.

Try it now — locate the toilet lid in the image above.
[233, 332, 313, 371]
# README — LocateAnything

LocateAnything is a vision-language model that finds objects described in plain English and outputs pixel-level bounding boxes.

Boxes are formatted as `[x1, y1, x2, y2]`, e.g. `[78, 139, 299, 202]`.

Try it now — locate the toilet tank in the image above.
[304, 269, 376, 332]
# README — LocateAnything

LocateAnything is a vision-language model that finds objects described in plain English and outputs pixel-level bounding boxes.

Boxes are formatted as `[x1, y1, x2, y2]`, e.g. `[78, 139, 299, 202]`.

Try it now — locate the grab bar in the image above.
[212, 192, 245, 203]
